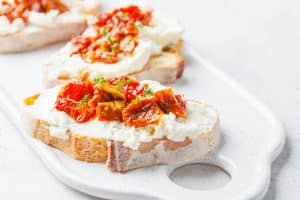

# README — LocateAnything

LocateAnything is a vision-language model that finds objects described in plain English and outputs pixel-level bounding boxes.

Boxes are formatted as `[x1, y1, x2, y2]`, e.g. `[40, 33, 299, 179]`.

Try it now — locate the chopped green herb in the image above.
[135, 21, 144, 29]
[115, 80, 124, 89]
[132, 96, 140, 104]
[142, 87, 153, 96]
[79, 94, 89, 106]
[117, 11, 125, 18]
[124, 79, 133, 85]
[93, 77, 108, 84]
[102, 28, 108, 36]
[111, 43, 118, 52]
[102, 29, 113, 43]
[105, 32, 113, 43]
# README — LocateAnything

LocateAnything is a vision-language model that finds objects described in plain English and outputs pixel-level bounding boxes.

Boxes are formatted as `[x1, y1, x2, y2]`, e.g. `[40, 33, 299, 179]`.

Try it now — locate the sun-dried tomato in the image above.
[0, 0, 68, 23]
[122, 98, 162, 127]
[70, 5, 152, 64]
[96, 101, 124, 121]
[108, 76, 146, 103]
[155, 89, 186, 118]
[54, 75, 186, 126]
[55, 80, 95, 123]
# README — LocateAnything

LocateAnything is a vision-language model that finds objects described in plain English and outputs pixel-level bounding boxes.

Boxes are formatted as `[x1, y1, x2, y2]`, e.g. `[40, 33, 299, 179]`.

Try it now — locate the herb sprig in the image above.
[93, 77, 108, 84]
[115, 80, 124, 89]
[79, 94, 89, 106]
[142, 87, 153, 97]
[135, 21, 144, 29]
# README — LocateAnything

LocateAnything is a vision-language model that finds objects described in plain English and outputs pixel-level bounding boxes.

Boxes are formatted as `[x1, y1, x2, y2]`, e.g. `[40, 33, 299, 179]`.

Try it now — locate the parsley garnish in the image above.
[102, 28, 108, 36]
[102, 28, 113, 43]
[132, 96, 140, 104]
[93, 77, 108, 84]
[142, 87, 153, 97]
[117, 11, 125, 18]
[135, 21, 144, 29]
[113, 79, 133, 89]
[111, 43, 118, 52]
[124, 79, 133, 85]
[115, 80, 124, 89]
[105, 32, 113, 43]
[79, 94, 89, 106]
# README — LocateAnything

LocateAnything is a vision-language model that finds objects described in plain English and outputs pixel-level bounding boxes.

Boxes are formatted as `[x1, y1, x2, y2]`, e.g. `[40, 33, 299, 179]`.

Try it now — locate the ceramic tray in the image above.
[0, 44, 285, 200]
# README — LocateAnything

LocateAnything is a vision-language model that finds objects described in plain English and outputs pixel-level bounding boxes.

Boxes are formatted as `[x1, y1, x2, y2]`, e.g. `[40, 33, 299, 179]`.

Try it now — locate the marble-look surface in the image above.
[0, 0, 299, 199]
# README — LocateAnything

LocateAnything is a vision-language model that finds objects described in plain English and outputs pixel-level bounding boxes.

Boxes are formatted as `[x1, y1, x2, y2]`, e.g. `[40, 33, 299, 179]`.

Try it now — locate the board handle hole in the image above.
[169, 163, 231, 190]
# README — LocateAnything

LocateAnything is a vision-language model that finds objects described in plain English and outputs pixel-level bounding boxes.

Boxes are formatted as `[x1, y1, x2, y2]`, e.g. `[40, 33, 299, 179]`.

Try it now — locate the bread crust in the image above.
[107, 120, 220, 172]
[0, 20, 87, 53]
[23, 101, 220, 172]
[43, 40, 185, 88]
[22, 114, 108, 162]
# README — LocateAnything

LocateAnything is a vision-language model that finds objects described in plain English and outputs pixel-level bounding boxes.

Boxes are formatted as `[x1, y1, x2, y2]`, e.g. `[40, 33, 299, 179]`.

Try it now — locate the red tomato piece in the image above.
[155, 89, 186, 118]
[122, 98, 162, 127]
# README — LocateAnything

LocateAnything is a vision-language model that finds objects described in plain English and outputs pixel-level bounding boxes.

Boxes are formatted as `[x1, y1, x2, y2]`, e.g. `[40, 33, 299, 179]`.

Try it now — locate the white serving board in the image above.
[0, 44, 285, 200]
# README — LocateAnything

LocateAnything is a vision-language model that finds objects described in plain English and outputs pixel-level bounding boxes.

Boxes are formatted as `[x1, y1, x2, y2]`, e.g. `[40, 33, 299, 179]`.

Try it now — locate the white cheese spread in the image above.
[26, 81, 218, 150]
[0, 0, 99, 35]
[47, 8, 184, 81]
[28, 10, 60, 27]
[0, 16, 25, 36]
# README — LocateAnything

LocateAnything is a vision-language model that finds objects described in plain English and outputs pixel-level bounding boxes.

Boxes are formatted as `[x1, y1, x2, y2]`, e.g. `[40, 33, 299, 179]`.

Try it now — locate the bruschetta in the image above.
[0, 0, 100, 53]
[44, 4, 185, 87]
[23, 73, 220, 172]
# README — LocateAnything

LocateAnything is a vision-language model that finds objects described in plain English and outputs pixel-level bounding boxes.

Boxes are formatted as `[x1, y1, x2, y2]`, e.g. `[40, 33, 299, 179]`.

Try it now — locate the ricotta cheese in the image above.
[48, 14, 184, 80]
[48, 40, 153, 80]
[26, 81, 218, 150]
[0, 16, 25, 36]
[28, 10, 60, 27]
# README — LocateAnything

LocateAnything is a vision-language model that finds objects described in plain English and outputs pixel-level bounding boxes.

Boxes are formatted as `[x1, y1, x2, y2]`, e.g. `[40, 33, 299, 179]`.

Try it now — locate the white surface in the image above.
[0, 0, 299, 199]
[0, 45, 285, 200]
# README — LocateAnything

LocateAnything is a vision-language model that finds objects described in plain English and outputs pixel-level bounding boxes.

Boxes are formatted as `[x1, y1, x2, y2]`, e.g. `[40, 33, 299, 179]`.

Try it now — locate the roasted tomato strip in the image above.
[122, 98, 162, 127]
[70, 5, 152, 64]
[54, 75, 186, 127]
[96, 76, 146, 103]
[107, 76, 146, 103]
[96, 101, 124, 121]
[55, 80, 95, 123]
[155, 89, 186, 118]
[1, 0, 68, 22]
[124, 81, 145, 103]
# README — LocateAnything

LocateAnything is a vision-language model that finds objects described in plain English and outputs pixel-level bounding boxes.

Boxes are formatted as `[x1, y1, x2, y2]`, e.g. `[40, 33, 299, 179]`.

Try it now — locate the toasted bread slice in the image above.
[43, 40, 184, 88]
[0, 1, 100, 53]
[23, 100, 220, 172]
[131, 51, 184, 84]
[0, 20, 87, 53]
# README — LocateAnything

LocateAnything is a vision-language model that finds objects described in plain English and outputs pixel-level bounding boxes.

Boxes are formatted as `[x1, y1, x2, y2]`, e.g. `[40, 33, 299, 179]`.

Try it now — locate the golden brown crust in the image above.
[34, 120, 107, 162]
[33, 119, 193, 164]
[72, 134, 107, 162]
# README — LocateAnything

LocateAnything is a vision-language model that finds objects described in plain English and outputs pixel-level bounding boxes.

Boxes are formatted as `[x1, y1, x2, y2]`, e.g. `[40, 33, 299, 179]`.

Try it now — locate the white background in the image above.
[0, 0, 299, 199]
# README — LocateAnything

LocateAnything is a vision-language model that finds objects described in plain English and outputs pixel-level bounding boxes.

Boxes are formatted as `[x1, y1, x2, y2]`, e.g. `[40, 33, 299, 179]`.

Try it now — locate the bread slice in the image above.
[0, 1, 100, 53]
[43, 40, 184, 88]
[0, 20, 87, 53]
[22, 100, 220, 172]
[130, 40, 184, 83]
[22, 113, 108, 162]
[107, 119, 220, 172]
